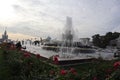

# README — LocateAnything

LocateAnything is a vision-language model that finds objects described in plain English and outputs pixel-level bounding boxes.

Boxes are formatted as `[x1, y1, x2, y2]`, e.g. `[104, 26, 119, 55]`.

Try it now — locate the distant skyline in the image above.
[0, 0, 120, 40]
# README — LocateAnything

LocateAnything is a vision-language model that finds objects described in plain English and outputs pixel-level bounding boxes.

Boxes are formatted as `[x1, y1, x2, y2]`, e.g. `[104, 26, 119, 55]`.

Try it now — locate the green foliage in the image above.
[0, 45, 120, 80]
[92, 32, 120, 48]
[0, 48, 58, 80]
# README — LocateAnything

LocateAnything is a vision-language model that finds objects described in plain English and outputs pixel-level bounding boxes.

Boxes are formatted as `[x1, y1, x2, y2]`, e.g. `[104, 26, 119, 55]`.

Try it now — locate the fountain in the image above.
[42, 16, 95, 54]
[40, 16, 96, 65]
[60, 16, 74, 54]
[22, 17, 115, 65]
[58, 17, 94, 59]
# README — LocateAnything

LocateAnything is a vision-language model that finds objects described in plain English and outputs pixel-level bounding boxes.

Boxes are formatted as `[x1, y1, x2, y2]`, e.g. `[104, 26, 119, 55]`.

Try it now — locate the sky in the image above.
[0, 0, 120, 40]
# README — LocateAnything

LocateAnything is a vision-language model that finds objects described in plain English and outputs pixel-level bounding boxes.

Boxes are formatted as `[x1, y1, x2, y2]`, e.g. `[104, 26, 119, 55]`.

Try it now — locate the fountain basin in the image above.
[42, 46, 95, 53]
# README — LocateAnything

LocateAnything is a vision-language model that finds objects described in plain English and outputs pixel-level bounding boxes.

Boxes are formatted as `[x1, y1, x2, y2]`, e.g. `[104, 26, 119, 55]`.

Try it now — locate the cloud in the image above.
[1, 0, 120, 40]
[23, 0, 44, 6]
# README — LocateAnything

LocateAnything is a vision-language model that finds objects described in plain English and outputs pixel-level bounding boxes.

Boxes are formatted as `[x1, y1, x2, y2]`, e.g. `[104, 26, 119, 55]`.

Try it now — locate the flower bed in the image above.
[0, 43, 120, 80]
[0, 44, 59, 80]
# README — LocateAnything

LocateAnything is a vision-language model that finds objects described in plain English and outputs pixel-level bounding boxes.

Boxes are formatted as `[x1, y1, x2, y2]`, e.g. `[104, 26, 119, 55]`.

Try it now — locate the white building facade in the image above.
[79, 38, 90, 46]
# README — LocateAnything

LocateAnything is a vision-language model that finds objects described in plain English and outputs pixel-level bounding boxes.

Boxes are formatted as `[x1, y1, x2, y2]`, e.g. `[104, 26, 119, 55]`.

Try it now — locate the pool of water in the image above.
[23, 44, 115, 61]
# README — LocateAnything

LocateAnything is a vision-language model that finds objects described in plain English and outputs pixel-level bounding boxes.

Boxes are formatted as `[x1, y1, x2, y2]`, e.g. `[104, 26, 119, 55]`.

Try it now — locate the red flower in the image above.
[69, 68, 78, 75]
[60, 69, 67, 75]
[53, 55, 59, 64]
[113, 61, 120, 69]
[36, 54, 41, 58]
[70, 68, 76, 73]
[24, 53, 31, 58]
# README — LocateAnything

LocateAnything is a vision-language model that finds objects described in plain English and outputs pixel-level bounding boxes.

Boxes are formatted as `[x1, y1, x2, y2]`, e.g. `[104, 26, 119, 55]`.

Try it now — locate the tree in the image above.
[92, 34, 101, 47]
[92, 32, 120, 48]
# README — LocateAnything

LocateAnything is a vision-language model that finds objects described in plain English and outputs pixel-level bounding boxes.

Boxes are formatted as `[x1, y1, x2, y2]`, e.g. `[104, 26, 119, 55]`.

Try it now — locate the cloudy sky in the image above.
[0, 0, 120, 40]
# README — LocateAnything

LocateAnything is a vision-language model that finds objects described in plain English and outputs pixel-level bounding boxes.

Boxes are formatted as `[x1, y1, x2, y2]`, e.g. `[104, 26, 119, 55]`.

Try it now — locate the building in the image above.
[79, 38, 90, 46]
[0, 30, 11, 43]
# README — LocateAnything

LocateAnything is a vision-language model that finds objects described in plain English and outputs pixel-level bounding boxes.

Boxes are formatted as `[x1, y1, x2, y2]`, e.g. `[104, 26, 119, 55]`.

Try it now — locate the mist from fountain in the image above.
[59, 16, 75, 58]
